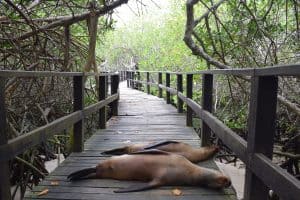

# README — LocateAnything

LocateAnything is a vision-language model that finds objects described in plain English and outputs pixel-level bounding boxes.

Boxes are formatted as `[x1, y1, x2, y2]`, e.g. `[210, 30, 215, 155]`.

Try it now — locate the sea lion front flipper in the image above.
[101, 147, 128, 155]
[129, 149, 171, 155]
[114, 180, 161, 193]
[144, 140, 179, 150]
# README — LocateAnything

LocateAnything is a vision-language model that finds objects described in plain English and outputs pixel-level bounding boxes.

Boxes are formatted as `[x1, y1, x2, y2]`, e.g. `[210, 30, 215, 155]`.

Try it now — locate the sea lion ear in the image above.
[129, 149, 171, 155]
[144, 140, 179, 150]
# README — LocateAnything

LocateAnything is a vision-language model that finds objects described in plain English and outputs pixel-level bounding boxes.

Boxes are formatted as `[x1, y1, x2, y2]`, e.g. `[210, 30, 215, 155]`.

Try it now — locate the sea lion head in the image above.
[197, 168, 231, 189]
[206, 175, 231, 188]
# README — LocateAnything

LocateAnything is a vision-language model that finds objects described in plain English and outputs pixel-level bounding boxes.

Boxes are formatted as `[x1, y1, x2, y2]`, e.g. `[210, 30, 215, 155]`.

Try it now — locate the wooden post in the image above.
[158, 72, 162, 98]
[244, 76, 278, 200]
[201, 74, 213, 146]
[130, 72, 134, 89]
[99, 75, 107, 129]
[111, 74, 119, 116]
[0, 77, 11, 200]
[126, 71, 129, 88]
[166, 73, 170, 104]
[146, 72, 150, 94]
[186, 74, 193, 126]
[177, 73, 183, 113]
[73, 75, 84, 152]
[137, 71, 141, 90]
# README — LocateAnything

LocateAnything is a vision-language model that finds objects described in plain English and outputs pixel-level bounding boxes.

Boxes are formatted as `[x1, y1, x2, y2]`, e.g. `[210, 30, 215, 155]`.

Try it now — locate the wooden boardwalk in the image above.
[25, 82, 237, 200]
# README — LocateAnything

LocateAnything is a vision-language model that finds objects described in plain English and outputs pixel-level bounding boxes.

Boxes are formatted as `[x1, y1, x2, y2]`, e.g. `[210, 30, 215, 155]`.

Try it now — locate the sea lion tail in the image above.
[67, 167, 96, 181]
[101, 147, 128, 155]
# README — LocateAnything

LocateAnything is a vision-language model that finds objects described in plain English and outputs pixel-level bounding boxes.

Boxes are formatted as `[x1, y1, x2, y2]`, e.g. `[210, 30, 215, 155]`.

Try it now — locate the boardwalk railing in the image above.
[0, 70, 121, 200]
[124, 64, 300, 200]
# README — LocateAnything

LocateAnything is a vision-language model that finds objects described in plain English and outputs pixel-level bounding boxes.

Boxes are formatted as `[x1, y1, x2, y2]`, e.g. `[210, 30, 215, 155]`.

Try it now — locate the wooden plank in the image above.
[201, 74, 213, 146]
[73, 75, 84, 152]
[0, 77, 11, 200]
[244, 76, 278, 200]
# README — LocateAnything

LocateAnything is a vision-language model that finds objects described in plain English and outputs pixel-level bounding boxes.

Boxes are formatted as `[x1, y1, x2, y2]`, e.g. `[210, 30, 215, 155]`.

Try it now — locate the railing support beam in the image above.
[0, 77, 12, 200]
[177, 74, 183, 113]
[146, 72, 150, 94]
[158, 72, 162, 98]
[73, 75, 84, 152]
[126, 71, 129, 88]
[111, 74, 119, 116]
[99, 76, 107, 129]
[137, 71, 141, 90]
[244, 76, 278, 200]
[186, 74, 193, 126]
[166, 73, 171, 104]
[201, 74, 213, 146]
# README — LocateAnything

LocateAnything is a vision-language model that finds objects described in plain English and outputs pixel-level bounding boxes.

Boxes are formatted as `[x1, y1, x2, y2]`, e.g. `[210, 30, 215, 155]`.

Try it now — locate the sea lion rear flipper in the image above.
[144, 140, 179, 150]
[129, 149, 171, 155]
[114, 180, 160, 193]
[67, 167, 96, 181]
[101, 147, 128, 155]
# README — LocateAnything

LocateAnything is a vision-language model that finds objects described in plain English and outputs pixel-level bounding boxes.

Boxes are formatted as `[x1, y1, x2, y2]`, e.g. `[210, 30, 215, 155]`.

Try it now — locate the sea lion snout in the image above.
[215, 175, 231, 188]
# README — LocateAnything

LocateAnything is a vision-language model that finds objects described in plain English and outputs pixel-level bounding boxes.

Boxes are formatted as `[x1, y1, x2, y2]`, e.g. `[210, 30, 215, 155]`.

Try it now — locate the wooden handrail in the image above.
[0, 70, 118, 77]
[125, 65, 300, 200]
[0, 71, 120, 199]
[126, 63, 300, 76]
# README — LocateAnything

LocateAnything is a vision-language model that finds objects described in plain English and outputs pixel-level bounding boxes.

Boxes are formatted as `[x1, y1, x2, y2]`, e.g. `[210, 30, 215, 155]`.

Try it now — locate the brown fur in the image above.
[102, 141, 219, 163]
[69, 150, 231, 193]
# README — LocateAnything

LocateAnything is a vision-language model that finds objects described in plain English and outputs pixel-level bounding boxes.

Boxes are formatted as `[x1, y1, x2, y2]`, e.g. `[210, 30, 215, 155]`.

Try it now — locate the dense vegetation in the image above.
[0, 0, 299, 198]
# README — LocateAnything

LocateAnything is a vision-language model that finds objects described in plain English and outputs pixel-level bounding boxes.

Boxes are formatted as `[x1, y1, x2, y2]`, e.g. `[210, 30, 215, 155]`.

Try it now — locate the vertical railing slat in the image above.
[244, 76, 278, 200]
[73, 75, 84, 152]
[99, 75, 107, 129]
[0, 77, 11, 200]
[166, 73, 170, 104]
[177, 74, 183, 113]
[147, 72, 150, 94]
[201, 74, 213, 146]
[158, 72, 162, 98]
[186, 74, 193, 126]
[126, 71, 129, 88]
[111, 74, 119, 116]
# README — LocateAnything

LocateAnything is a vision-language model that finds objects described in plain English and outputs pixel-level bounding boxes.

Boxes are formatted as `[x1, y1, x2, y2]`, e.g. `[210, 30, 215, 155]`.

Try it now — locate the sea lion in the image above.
[101, 140, 219, 163]
[68, 150, 231, 193]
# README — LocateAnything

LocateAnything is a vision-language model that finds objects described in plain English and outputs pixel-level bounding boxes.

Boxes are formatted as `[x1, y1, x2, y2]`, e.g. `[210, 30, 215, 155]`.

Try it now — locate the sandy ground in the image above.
[216, 161, 245, 200]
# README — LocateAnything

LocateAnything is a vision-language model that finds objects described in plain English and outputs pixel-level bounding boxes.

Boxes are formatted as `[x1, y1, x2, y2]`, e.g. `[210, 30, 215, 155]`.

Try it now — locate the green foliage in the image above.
[99, 1, 206, 72]
[193, 0, 299, 67]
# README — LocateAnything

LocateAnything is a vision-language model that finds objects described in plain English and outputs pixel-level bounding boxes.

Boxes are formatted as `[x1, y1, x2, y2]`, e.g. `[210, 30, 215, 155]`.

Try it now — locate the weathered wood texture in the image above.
[25, 81, 236, 200]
